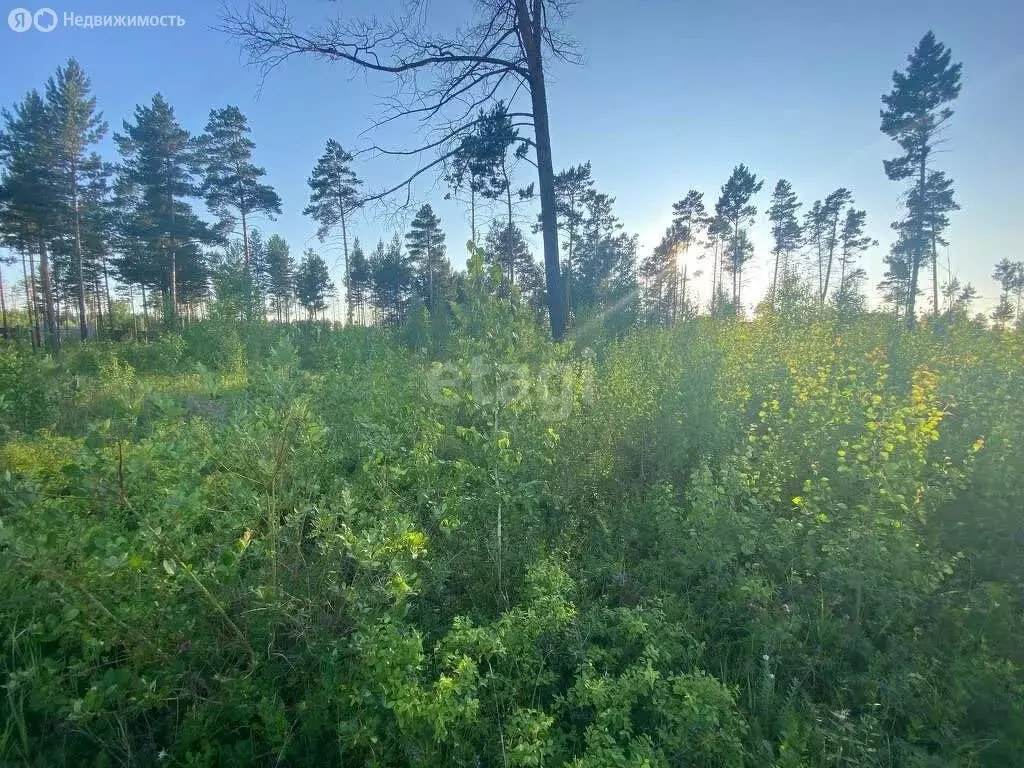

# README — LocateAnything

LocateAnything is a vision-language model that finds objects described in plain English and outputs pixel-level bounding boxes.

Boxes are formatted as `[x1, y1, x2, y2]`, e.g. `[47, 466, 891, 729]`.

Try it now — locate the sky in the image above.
[2, 0, 1023, 318]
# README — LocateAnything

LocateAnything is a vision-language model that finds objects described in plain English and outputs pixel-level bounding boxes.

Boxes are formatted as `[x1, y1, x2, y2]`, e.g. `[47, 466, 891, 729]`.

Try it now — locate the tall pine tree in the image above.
[348, 238, 371, 325]
[0, 91, 62, 351]
[881, 31, 962, 328]
[294, 248, 334, 321]
[835, 207, 876, 315]
[45, 59, 108, 341]
[819, 188, 853, 304]
[369, 235, 414, 327]
[113, 94, 213, 322]
[405, 204, 449, 312]
[199, 106, 281, 270]
[304, 140, 362, 324]
[767, 179, 802, 306]
[715, 165, 763, 311]
[265, 234, 293, 322]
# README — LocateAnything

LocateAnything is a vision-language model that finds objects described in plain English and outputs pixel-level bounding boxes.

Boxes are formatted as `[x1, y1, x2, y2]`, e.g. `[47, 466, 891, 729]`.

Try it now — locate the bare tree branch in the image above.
[219, 0, 580, 339]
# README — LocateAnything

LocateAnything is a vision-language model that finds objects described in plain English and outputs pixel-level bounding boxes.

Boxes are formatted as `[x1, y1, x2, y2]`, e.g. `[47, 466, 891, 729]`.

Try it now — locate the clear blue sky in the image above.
[2, 0, 1022, 315]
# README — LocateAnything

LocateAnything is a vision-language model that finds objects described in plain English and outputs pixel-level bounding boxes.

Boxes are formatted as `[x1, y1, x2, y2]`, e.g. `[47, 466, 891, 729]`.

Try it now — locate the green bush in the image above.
[0, 344, 61, 434]
[182, 321, 246, 373]
[1, 317, 1022, 766]
[117, 333, 186, 374]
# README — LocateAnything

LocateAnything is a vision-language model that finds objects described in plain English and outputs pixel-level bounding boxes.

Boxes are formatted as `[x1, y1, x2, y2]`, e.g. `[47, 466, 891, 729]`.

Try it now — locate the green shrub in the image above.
[1, 317, 1022, 766]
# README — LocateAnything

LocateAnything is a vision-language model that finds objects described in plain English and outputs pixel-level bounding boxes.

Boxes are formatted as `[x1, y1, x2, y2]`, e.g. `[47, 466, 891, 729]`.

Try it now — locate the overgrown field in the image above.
[2, 311, 1023, 766]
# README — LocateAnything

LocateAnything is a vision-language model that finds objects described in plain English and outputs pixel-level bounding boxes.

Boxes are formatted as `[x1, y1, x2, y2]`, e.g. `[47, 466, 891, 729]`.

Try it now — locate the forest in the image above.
[1, 2, 1023, 766]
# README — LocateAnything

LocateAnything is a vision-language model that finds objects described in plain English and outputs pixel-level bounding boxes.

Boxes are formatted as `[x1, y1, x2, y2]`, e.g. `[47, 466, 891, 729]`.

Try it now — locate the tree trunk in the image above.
[169, 250, 178, 323]
[0, 268, 8, 335]
[710, 238, 719, 315]
[470, 185, 477, 246]
[141, 285, 149, 339]
[905, 152, 928, 329]
[339, 200, 351, 325]
[771, 250, 780, 307]
[816, 235, 825, 304]
[931, 233, 939, 316]
[26, 249, 40, 349]
[427, 230, 435, 311]
[128, 283, 138, 338]
[19, 250, 33, 347]
[731, 233, 739, 309]
[102, 252, 114, 334]
[241, 208, 250, 269]
[168, 190, 178, 323]
[94, 274, 103, 333]
[822, 220, 838, 305]
[72, 163, 88, 342]
[905, 261, 919, 330]
[504, 161, 514, 286]
[38, 239, 60, 353]
[680, 263, 688, 321]
[514, 0, 564, 341]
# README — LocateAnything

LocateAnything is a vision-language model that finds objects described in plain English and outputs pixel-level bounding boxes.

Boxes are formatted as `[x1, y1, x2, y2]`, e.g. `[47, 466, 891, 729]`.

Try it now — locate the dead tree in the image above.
[219, 0, 579, 340]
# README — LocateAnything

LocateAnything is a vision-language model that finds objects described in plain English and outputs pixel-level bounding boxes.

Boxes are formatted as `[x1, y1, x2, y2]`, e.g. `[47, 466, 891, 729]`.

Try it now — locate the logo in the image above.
[7, 9, 185, 30]
[7, 7, 31, 30]
[33, 7, 56, 30]
[7, 6, 56, 31]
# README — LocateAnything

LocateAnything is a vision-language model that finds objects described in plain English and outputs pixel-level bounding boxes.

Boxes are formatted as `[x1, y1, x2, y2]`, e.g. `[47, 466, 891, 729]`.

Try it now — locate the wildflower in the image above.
[762, 654, 770, 662]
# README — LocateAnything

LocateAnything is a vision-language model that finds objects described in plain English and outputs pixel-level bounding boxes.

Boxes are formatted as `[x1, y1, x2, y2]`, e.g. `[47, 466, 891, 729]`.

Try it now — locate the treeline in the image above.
[2, 34, 1024, 354]
[0, 63, 640, 349]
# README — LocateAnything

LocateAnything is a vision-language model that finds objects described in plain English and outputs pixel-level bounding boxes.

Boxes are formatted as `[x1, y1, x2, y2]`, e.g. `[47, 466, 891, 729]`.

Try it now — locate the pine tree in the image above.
[265, 234, 293, 322]
[113, 94, 213, 322]
[803, 200, 826, 303]
[210, 239, 259, 321]
[303, 140, 362, 324]
[706, 214, 729, 316]
[405, 204, 449, 312]
[199, 106, 281, 271]
[992, 259, 1024, 328]
[248, 227, 270, 318]
[834, 207, 876, 316]
[552, 163, 595, 324]
[45, 59, 108, 341]
[819, 188, 853, 304]
[940, 276, 978, 322]
[767, 180, 802, 305]
[348, 238, 371, 324]
[837, 209, 874, 296]
[77, 164, 116, 333]
[879, 230, 915, 322]
[483, 220, 547, 314]
[666, 190, 709, 322]
[294, 248, 334, 321]
[447, 134, 491, 246]
[881, 31, 962, 328]
[0, 90, 62, 351]
[572, 189, 639, 330]
[908, 170, 959, 315]
[715, 164, 763, 310]
[474, 103, 526, 240]
[639, 233, 673, 326]
[369, 235, 414, 327]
